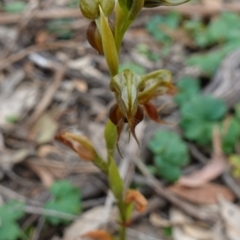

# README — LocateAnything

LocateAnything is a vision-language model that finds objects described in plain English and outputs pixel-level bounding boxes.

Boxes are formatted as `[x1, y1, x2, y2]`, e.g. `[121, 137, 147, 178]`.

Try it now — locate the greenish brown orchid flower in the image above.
[144, 0, 191, 8]
[109, 69, 176, 145]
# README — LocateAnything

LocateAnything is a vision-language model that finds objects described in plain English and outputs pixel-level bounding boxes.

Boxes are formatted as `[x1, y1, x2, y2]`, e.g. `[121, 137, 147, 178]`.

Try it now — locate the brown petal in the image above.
[129, 106, 144, 146]
[143, 102, 167, 124]
[109, 103, 125, 141]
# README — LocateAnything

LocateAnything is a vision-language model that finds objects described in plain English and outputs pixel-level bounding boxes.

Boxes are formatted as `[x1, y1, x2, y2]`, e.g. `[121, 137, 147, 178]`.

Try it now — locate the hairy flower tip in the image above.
[82, 230, 113, 240]
[144, 0, 191, 8]
[79, 0, 115, 19]
[87, 20, 115, 55]
[55, 132, 95, 161]
[125, 189, 148, 212]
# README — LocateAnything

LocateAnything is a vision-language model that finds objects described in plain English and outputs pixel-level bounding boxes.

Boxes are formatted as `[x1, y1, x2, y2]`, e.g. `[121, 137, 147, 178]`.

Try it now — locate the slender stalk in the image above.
[119, 225, 126, 240]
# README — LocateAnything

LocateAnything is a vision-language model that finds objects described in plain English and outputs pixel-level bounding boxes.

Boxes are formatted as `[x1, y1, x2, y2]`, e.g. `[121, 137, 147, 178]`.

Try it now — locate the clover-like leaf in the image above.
[174, 77, 200, 106]
[148, 130, 189, 182]
[0, 201, 25, 240]
[221, 117, 240, 154]
[44, 180, 81, 225]
[180, 95, 227, 145]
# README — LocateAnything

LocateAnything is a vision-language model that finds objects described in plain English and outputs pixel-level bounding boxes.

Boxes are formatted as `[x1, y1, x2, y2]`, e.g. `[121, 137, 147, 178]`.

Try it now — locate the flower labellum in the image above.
[109, 69, 145, 144]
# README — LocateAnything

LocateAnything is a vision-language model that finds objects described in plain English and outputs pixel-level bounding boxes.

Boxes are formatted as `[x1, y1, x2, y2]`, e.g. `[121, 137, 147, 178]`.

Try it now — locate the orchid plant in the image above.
[56, 0, 191, 239]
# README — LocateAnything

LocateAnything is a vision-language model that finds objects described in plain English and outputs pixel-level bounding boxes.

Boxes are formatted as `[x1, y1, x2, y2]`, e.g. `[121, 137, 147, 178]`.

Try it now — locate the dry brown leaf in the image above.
[37, 145, 60, 158]
[29, 112, 59, 145]
[202, 0, 223, 11]
[0, 84, 38, 128]
[27, 163, 54, 187]
[35, 30, 51, 44]
[73, 79, 88, 93]
[183, 225, 213, 240]
[177, 127, 227, 187]
[168, 183, 235, 205]
[0, 149, 30, 170]
[219, 197, 240, 240]
[64, 206, 108, 240]
[212, 221, 228, 240]
[150, 212, 192, 227]
[150, 213, 172, 227]
[82, 230, 113, 240]
[170, 208, 197, 240]
[125, 189, 148, 213]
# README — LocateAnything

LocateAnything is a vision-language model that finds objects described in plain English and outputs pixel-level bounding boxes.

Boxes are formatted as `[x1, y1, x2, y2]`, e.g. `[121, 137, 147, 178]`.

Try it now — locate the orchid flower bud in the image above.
[87, 20, 115, 54]
[144, 0, 191, 8]
[79, 0, 115, 19]
[55, 132, 108, 173]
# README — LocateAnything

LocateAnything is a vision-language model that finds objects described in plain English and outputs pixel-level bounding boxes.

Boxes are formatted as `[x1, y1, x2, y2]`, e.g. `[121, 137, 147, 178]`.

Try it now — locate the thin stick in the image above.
[130, 124, 217, 223]
[134, 157, 217, 222]
[0, 41, 79, 71]
[24, 205, 77, 220]
[25, 65, 66, 127]
[1, 4, 240, 25]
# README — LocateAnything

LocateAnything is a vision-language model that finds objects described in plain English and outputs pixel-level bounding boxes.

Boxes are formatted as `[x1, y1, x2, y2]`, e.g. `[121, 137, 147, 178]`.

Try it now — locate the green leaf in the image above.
[154, 155, 181, 182]
[104, 120, 118, 156]
[146, 12, 181, 44]
[187, 41, 240, 75]
[164, 227, 173, 237]
[49, 180, 77, 197]
[184, 12, 240, 48]
[148, 130, 189, 182]
[235, 104, 240, 121]
[108, 156, 124, 200]
[5, 115, 19, 124]
[3, 1, 26, 13]
[229, 155, 240, 178]
[0, 201, 24, 223]
[0, 223, 21, 240]
[0, 201, 25, 240]
[207, 12, 240, 44]
[47, 19, 73, 39]
[174, 77, 200, 106]
[44, 180, 81, 225]
[180, 95, 227, 145]
[99, 7, 119, 76]
[221, 117, 240, 154]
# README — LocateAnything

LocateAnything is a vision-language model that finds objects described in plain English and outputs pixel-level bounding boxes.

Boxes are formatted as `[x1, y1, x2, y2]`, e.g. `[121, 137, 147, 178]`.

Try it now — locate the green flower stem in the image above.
[115, 2, 133, 52]
[106, 155, 128, 240]
[119, 225, 126, 240]
[105, 121, 128, 240]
